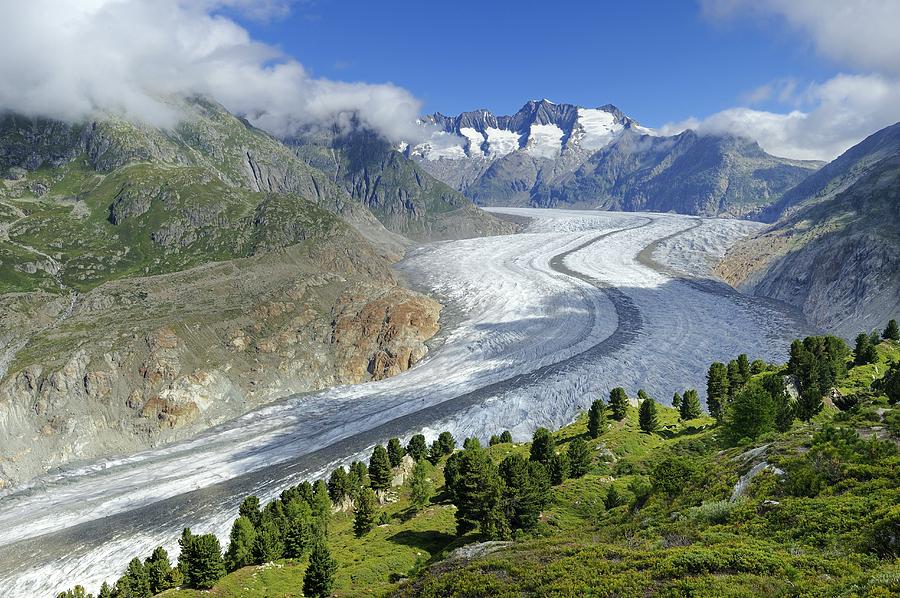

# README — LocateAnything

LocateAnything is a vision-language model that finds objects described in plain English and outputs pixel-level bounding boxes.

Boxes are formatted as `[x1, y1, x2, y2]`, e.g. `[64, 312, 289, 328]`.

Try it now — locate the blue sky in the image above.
[237, 0, 834, 127]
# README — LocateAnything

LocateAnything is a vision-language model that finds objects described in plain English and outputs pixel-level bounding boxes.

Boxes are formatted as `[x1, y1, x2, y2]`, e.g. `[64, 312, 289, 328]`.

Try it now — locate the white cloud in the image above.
[0, 0, 423, 141]
[672, 1, 900, 160]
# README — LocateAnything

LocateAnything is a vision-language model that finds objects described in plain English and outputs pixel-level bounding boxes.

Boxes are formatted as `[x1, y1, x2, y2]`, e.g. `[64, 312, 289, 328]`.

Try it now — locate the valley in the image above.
[0, 209, 811, 596]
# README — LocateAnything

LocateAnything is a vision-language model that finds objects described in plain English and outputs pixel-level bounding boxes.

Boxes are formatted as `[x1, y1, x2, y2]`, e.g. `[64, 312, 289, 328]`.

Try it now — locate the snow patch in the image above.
[573, 108, 624, 151]
[524, 123, 564, 158]
[485, 127, 521, 157]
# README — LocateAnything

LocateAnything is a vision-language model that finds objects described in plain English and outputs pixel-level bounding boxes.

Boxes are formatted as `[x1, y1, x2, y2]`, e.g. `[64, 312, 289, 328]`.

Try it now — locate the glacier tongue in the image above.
[0, 209, 811, 597]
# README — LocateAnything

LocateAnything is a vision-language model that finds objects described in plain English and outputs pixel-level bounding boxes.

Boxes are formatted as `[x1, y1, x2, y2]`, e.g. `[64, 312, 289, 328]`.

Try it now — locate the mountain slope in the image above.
[0, 100, 444, 486]
[718, 123, 900, 336]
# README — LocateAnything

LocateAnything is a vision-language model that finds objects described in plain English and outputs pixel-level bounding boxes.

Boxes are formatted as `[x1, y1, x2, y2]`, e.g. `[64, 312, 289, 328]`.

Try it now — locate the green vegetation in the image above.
[57, 329, 900, 597]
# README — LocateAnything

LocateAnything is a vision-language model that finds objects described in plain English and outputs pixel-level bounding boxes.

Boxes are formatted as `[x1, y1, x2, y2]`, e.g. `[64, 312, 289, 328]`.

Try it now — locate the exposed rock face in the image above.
[718, 124, 900, 337]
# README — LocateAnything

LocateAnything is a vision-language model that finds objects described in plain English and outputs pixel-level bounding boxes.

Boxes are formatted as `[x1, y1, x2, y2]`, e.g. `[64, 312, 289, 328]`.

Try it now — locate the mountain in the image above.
[535, 129, 822, 216]
[0, 98, 503, 486]
[718, 122, 900, 336]
[408, 99, 821, 216]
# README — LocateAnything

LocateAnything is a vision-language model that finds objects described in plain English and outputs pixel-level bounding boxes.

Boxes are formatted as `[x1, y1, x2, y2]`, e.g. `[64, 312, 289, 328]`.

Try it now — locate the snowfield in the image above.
[0, 209, 812, 596]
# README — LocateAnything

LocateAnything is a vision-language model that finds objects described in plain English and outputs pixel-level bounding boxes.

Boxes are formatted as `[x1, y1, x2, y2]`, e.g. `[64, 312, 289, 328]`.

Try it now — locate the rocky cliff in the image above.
[717, 124, 900, 336]
[0, 99, 454, 487]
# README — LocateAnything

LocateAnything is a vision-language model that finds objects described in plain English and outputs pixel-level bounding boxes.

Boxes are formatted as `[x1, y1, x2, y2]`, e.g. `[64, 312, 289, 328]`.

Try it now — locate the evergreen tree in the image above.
[448, 446, 504, 537]
[855, 332, 878, 365]
[763, 374, 795, 432]
[463, 436, 481, 450]
[706, 362, 729, 421]
[406, 434, 428, 461]
[98, 582, 113, 598]
[225, 516, 256, 571]
[604, 485, 624, 510]
[727, 360, 743, 397]
[252, 516, 284, 563]
[488, 434, 501, 446]
[427, 439, 444, 465]
[672, 392, 682, 410]
[884, 319, 900, 341]
[529, 427, 556, 465]
[751, 359, 768, 375]
[609, 387, 629, 421]
[327, 466, 348, 504]
[723, 381, 776, 445]
[180, 533, 225, 589]
[368, 445, 392, 491]
[117, 557, 151, 598]
[302, 541, 337, 598]
[637, 389, 650, 403]
[438, 431, 456, 455]
[284, 501, 313, 559]
[499, 430, 513, 443]
[56, 586, 90, 598]
[587, 399, 606, 438]
[876, 360, 900, 404]
[238, 495, 261, 528]
[408, 460, 434, 512]
[442, 451, 464, 502]
[387, 437, 405, 468]
[348, 461, 368, 491]
[144, 546, 174, 595]
[567, 437, 591, 478]
[737, 354, 751, 383]
[548, 451, 569, 485]
[310, 480, 331, 531]
[353, 488, 378, 537]
[498, 454, 549, 532]
[638, 395, 659, 433]
[680, 389, 702, 420]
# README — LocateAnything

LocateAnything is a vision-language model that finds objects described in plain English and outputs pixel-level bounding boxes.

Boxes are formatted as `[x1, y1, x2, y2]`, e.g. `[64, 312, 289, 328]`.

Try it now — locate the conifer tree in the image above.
[98, 582, 113, 598]
[672, 392, 682, 410]
[609, 387, 629, 421]
[284, 502, 313, 559]
[252, 517, 284, 563]
[737, 354, 751, 383]
[567, 437, 591, 478]
[224, 515, 256, 571]
[548, 451, 569, 485]
[529, 427, 556, 465]
[706, 362, 729, 421]
[855, 332, 877, 365]
[302, 541, 337, 598]
[408, 460, 433, 512]
[498, 454, 549, 532]
[638, 395, 659, 433]
[499, 430, 513, 443]
[180, 533, 225, 589]
[438, 431, 456, 454]
[489, 434, 501, 446]
[387, 437, 405, 468]
[727, 360, 743, 397]
[587, 399, 606, 438]
[884, 319, 900, 341]
[238, 495, 261, 528]
[353, 488, 378, 537]
[327, 466, 348, 504]
[448, 446, 504, 536]
[144, 546, 174, 595]
[406, 434, 428, 461]
[876, 360, 900, 404]
[723, 381, 776, 445]
[348, 461, 368, 492]
[117, 557, 151, 598]
[368, 445, 392, 491]
[463, 436, 481, 450]
[427, 439, 444, 465]
[680, 389, 702, 420]
[751, 359, 767, 375]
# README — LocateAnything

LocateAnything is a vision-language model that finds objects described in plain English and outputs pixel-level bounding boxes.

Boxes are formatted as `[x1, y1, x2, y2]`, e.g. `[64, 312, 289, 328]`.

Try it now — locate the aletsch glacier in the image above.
[0, 209, 811, 596]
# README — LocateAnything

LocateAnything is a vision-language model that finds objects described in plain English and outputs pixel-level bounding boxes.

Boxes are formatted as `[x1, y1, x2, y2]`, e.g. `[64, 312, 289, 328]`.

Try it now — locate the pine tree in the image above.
[884, 319, 900, 341]
[353, 488, 378, 537]
[567, 437, 591, 478]
[876, 360, 900, 404]
[763, 374, 795, 433]
[409, 460, 433, 512]
[302, 541, 337, 598]
[609, 387, 629, 421]
[57, 586, 90, 598]
[368, 444, 392, 491]
[180, 533, 225, 590]
[406, 434, 428, 461]
[529, 427, 556, 465]
[489, 434, 501, 446]
[117, 557, 151, 598]
[387, 437, 405, 468]
[706, 362, 729, 421]
[548, 451, 569, 485]
[427, 439, 443, 465]
[144, 546, 174, 594]
[238, 495, 261, 528]
[284, 501, 313, 559]
[438, 431, 456, 454]
[252, 517, 284, 563]
[463, 436, 481, 450]
[348, 460, 368, 492]
[672, 392, 682, 410]
[727, 359, 743, 397]
[327, 466, 348, 504]
[723, 381, 776, 445]
[737, 354, 751, 383]
[448, 446, 504, 537]
[855, 332, 877, 365]
[638, 395, 659, 433]
[751, 359, 767, 375]
[98, 582, 113, 598]
[587, 399, 606, 438]
[499, 430, 513, 443]
[498, 455, 549, 532]
[604, 485, 624, 510]
[680, 389, 702, 420]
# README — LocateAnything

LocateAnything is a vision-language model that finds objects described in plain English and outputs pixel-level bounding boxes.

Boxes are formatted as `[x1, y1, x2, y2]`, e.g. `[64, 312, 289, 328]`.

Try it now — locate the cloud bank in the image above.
[0, 0, 423, 141]
[677, 0, 900, 160]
